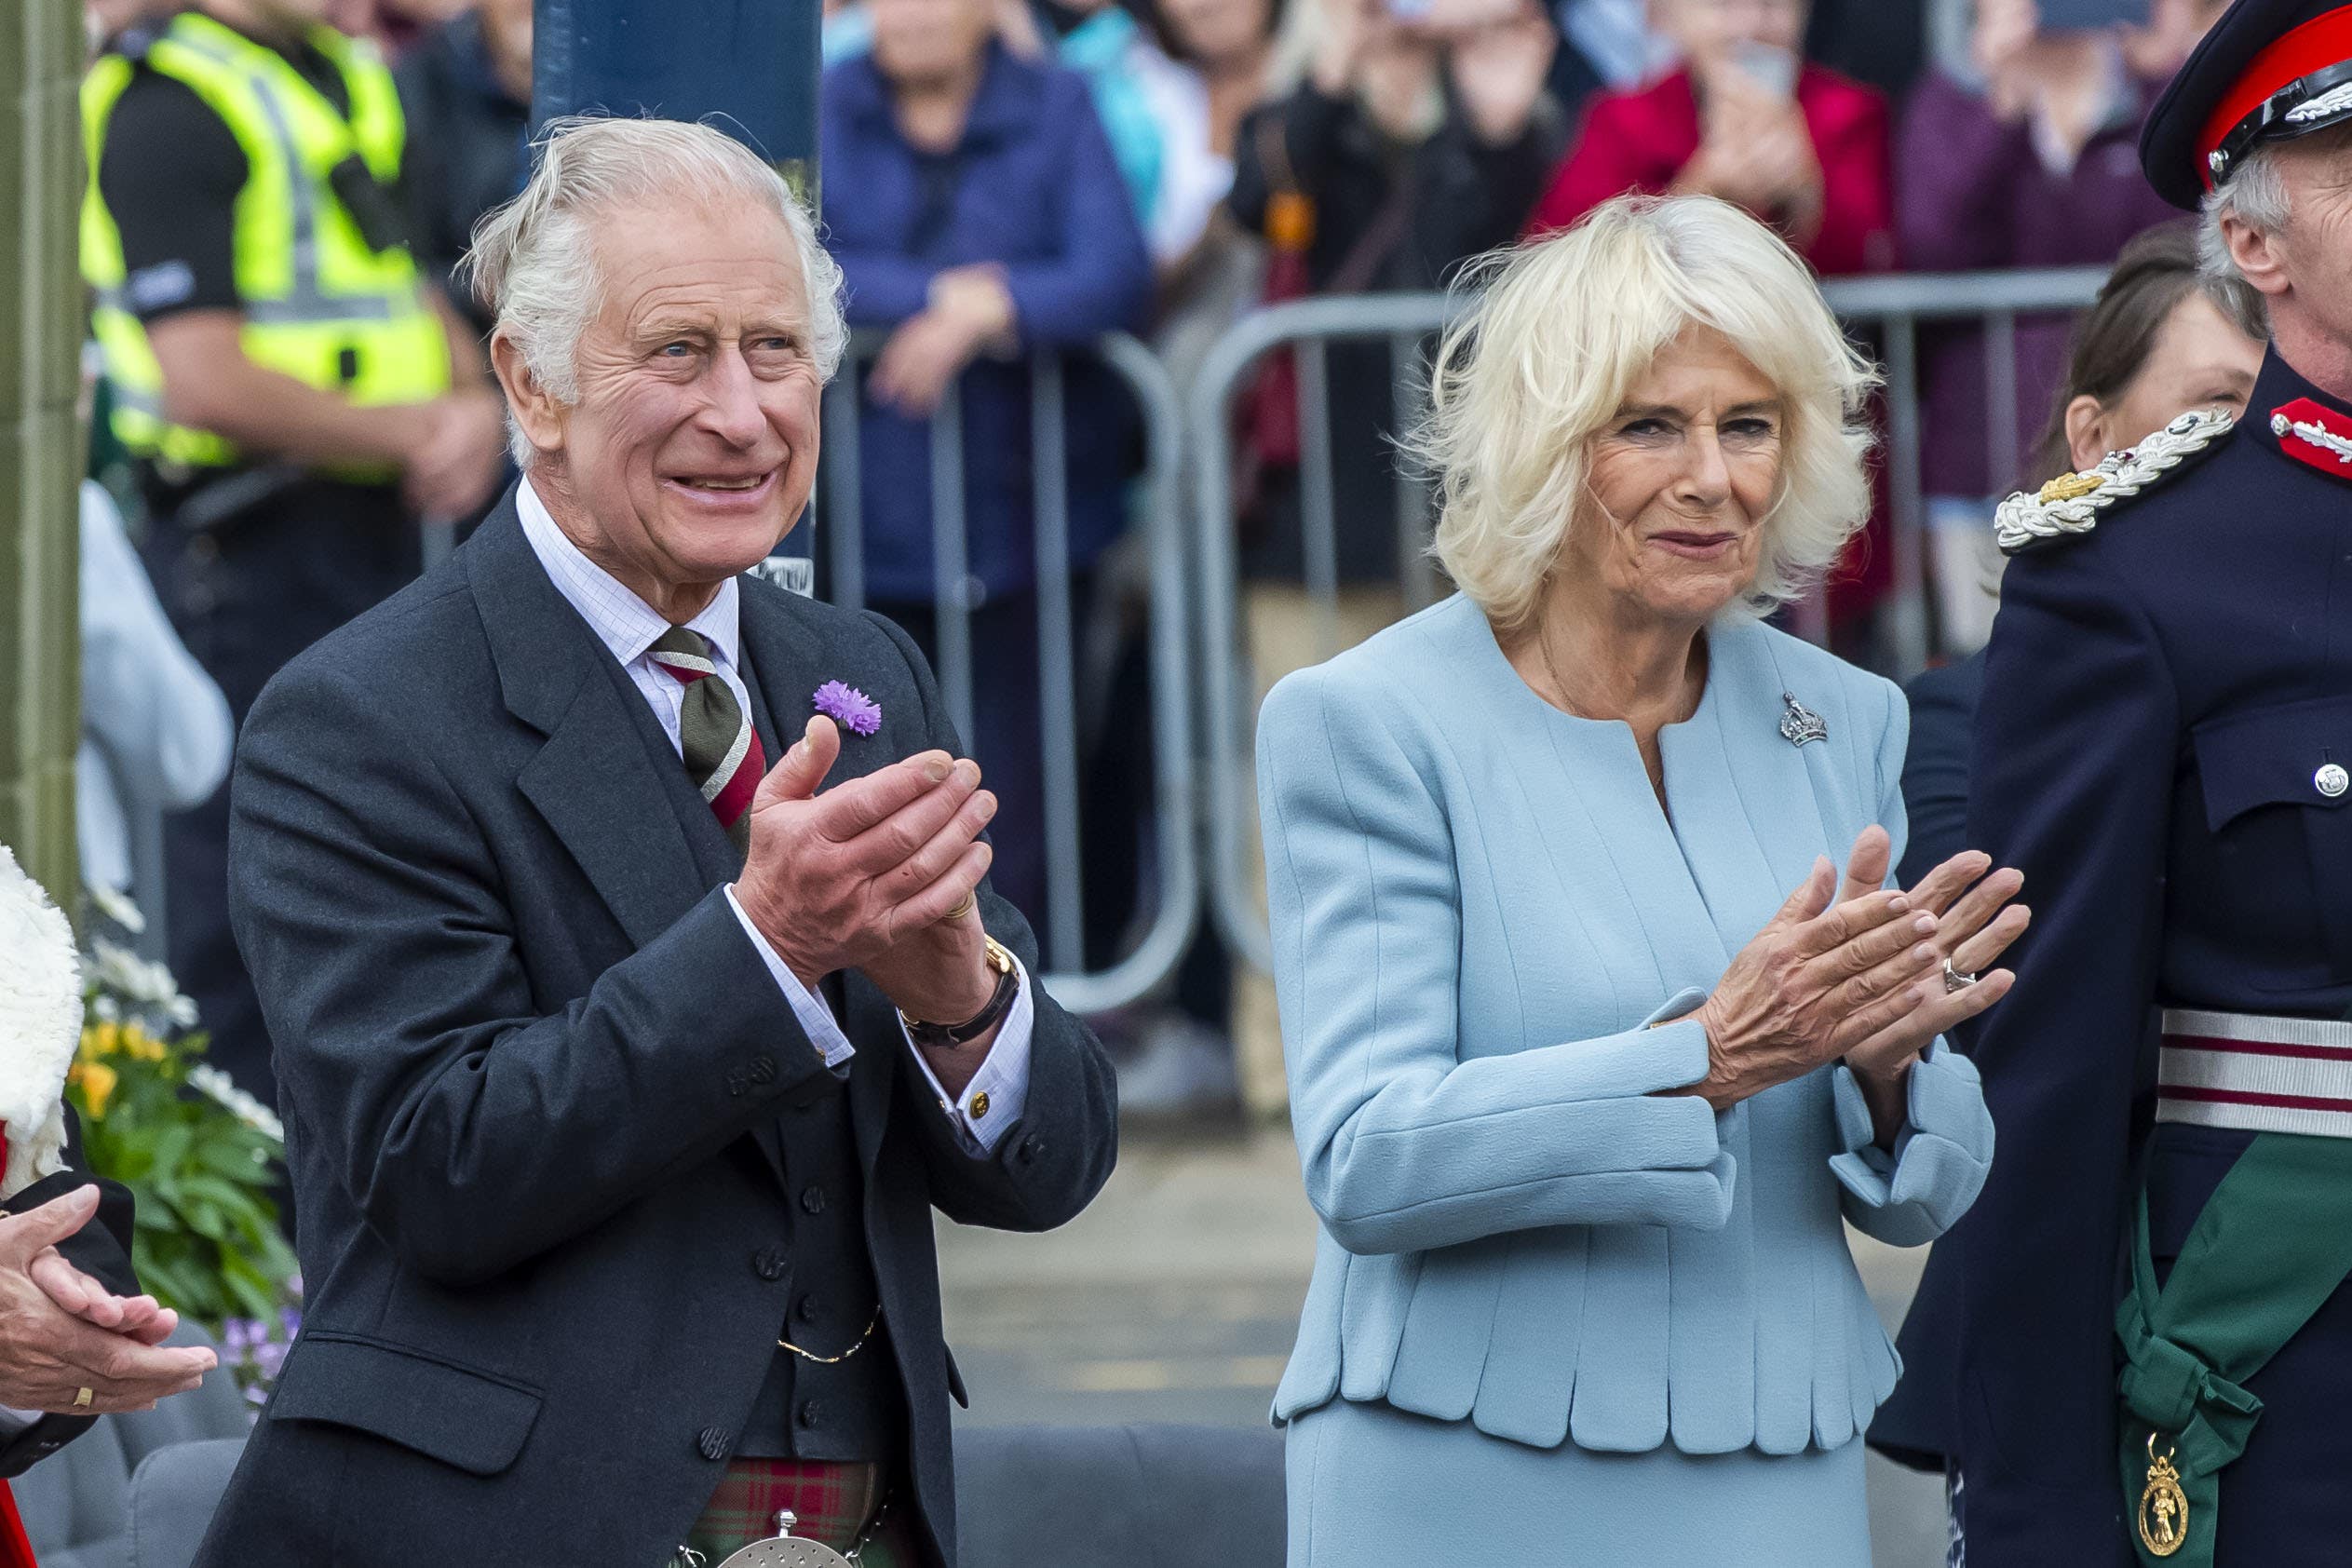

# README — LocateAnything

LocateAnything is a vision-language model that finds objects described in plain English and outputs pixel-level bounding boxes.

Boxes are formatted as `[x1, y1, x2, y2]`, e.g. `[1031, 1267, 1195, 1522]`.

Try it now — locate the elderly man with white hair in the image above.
[193, 115, 1117, 1568]
[1940, 0, 2352, 1561]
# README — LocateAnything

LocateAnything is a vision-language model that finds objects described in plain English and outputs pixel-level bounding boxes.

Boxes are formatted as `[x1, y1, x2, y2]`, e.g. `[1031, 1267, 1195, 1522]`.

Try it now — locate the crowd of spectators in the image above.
[81, 0, 2247, 1117]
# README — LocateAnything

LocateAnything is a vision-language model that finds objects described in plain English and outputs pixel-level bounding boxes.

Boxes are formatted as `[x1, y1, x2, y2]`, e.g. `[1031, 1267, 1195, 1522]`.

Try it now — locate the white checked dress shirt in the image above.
[517, 479, 1034, 1155]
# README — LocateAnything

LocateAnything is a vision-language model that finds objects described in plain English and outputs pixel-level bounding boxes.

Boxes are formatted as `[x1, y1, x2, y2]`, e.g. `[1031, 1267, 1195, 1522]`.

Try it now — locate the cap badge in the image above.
[2287, 80, 2352, 125]
[1994, 407, 2235, 554]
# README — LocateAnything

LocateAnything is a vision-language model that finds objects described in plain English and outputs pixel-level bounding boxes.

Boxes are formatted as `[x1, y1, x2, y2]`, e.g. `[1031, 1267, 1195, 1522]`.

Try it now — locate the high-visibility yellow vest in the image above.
[81, 11, 450, 474]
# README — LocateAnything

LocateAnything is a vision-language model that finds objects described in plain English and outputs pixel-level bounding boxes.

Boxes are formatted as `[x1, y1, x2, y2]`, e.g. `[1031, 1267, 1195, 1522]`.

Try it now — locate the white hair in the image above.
[463, 115, 848, 466]
[1414, 196, 1879, 631]
[2200, 146, 2291, 283]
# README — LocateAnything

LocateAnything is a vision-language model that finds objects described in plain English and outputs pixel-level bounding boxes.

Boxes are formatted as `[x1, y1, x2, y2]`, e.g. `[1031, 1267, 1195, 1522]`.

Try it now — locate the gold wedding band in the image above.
[73, 1386, 92, 1409]
[943, 892, 977, 923]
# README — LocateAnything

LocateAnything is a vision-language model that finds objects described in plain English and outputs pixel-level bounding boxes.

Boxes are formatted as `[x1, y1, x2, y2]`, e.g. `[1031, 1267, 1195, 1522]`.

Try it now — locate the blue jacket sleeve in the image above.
[1256, 665, 1737, 1259]
[998, 76, 1151, 344]
[1830, 677, 1994, 1246]
[1953, 546, 2175, 1555]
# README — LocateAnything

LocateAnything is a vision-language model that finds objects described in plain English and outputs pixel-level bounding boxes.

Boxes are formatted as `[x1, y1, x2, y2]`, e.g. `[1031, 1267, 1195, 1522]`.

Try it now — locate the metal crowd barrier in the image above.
[110, 269, 2120, 1012]
[1190, 267, 2110, 973]
[818, 332, 1197, 1016]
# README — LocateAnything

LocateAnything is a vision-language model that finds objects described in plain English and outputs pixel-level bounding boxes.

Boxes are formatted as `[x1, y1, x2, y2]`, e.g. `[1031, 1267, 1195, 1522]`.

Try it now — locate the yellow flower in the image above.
[78, 1021, 121, 1062]
[119, 1024, 167, 1062]
[70, 1060, 117, 1119]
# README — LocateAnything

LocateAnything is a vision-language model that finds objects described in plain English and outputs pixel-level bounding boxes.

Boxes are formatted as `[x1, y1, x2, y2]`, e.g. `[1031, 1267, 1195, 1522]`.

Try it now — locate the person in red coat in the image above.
[1522, 0, 1894, 277]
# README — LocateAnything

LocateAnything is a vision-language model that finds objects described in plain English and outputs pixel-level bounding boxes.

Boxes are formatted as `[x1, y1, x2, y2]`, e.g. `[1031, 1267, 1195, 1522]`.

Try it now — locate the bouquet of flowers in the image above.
[68, 886, 299, 1331]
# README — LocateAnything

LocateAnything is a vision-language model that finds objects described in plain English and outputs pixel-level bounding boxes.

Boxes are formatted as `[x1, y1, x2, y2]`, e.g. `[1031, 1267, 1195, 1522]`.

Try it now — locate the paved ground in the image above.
[937, 1122, 1949, 1568]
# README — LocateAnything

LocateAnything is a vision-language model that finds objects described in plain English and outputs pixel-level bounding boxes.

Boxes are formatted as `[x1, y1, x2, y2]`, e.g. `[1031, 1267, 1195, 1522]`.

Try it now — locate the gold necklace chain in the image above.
[778, 1304, 884, 1364]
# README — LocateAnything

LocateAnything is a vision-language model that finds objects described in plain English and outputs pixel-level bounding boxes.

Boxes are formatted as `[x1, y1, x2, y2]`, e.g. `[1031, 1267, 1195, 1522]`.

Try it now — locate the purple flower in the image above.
[813, 681, 883, 737]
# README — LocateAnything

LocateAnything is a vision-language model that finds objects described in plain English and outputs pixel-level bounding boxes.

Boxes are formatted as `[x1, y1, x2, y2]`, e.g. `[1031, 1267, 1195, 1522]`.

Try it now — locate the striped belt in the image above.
[2157, 1008, 2352, 1137]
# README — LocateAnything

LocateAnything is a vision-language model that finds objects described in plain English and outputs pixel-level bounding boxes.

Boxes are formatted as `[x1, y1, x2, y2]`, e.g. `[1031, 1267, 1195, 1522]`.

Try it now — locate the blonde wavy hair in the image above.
[1416, 196, 1879, 632]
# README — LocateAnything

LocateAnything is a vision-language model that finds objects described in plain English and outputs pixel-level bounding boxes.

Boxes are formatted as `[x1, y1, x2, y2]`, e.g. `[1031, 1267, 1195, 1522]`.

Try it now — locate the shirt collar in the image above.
[515, 475, 741, 673]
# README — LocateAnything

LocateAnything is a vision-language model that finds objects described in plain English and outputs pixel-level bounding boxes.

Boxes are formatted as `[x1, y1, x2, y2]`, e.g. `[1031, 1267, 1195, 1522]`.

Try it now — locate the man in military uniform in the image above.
[81, 0, 505, 1112]
[1949, 1, 2352, 1561]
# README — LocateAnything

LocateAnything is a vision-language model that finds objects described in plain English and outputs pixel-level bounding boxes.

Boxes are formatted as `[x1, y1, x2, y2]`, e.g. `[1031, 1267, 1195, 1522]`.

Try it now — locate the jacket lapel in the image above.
[468, 495, 707, 951]
[739, 583, 897, 1175]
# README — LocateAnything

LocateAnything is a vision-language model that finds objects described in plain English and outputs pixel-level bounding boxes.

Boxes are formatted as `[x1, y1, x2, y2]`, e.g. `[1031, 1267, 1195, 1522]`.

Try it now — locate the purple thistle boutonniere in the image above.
[814, 681, 884, 737]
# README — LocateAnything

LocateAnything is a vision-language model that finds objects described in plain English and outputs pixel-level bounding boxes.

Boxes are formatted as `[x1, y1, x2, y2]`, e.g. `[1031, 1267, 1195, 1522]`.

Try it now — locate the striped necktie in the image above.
[647, 627, 766, 856]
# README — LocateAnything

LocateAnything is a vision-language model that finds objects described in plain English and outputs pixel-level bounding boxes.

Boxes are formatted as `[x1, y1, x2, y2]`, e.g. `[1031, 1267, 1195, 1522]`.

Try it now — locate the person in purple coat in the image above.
[820, 0, 1153, 923]
[1896, 0, 2224, 654]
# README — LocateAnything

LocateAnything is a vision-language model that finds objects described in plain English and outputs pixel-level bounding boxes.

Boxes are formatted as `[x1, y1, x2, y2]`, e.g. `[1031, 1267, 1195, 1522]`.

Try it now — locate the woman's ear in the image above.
[490, 330, 562, 459]
[2063, 394, 2110, 473]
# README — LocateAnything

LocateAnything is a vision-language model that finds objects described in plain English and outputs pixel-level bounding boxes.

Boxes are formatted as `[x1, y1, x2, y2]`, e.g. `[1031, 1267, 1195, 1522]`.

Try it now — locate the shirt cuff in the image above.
[723, 885, 857, 1069]
[0, 1407, 36, 1435]
[902, 954, 1036, 1157]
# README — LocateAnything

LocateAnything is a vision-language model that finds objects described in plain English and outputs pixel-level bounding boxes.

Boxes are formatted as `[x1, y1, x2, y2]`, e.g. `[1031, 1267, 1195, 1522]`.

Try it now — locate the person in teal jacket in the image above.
[1254, 195, 2024, 1565]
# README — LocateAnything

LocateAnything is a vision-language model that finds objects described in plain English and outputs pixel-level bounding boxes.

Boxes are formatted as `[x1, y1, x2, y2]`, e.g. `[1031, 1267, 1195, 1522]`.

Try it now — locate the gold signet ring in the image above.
[72, 1386, 92, 1408]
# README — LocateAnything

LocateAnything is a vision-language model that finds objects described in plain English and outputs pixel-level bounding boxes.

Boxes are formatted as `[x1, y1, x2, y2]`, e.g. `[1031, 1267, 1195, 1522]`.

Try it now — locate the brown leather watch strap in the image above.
[901, 937, 1020, 1048]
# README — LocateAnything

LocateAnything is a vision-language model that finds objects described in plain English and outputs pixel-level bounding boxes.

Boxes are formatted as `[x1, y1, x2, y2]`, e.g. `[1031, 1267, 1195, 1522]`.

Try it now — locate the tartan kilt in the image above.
[675, 1458, 916, 1567]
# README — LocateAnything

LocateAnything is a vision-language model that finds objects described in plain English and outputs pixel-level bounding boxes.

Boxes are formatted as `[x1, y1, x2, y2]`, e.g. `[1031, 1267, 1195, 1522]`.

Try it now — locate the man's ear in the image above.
[490, 329, 564, 457]
[2221, 210, 2291, 299]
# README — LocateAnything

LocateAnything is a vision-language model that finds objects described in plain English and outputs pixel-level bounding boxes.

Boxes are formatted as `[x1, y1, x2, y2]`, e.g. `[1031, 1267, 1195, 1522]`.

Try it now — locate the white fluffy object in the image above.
[0, 845, 78, 1199]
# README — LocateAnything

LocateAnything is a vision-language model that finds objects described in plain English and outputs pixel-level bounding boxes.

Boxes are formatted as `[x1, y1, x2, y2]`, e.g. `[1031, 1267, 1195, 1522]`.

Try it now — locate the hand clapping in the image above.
[0, 1186, 216, 1415]
[1684, 828, 2026, 1111]
[731, 715, 1001, 1028]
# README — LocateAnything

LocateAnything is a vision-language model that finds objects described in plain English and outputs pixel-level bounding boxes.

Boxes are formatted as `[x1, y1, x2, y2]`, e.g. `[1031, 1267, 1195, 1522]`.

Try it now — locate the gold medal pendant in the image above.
[2138, 1436, 2189, 1558]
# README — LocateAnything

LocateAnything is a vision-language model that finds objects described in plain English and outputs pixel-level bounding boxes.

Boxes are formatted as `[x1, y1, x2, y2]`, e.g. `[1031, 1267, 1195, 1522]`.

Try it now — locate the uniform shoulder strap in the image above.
[1994, 407, 2236, 556]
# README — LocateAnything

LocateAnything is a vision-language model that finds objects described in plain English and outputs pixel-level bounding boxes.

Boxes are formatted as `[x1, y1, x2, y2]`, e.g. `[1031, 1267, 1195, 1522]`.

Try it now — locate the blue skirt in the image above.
[1286, 1399, 1871, 1568]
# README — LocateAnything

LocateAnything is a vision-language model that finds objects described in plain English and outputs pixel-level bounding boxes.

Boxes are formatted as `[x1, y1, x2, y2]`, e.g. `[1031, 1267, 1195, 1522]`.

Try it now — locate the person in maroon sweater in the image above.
[1521, 0, 1893, 277]
[1898, 0, 2224, 654]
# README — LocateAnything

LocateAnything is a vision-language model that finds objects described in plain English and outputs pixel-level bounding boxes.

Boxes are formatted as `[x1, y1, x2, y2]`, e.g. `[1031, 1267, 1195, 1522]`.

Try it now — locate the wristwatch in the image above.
[901, 936, 1021, 1048]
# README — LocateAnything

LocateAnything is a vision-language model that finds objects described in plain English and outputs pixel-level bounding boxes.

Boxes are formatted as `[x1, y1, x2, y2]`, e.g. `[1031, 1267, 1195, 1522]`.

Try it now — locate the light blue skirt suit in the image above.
[1254, 596, 1994, 1566]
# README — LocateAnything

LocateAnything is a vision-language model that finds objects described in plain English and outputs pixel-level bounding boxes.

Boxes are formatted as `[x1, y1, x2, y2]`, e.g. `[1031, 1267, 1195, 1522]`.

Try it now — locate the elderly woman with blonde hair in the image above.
[1254, 194, 2029, 1564]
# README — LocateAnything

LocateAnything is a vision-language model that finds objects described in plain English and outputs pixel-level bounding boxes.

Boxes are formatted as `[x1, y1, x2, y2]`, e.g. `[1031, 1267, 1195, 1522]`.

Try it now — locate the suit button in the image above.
[2318, 763, 2348, 798]
[796, 1399, 822, 1429]
[793, 1292, 818, 1323]
[749, 1055, 777, 1085]
[800, 1184, 826, 1215]
[968, 1091, 991, 1119]
[696, 1426, 731, 1461]
[753, 1247, 788, 1281]
[1017, 1135, 1044, 1165]
[725, 1074, 748, 1099]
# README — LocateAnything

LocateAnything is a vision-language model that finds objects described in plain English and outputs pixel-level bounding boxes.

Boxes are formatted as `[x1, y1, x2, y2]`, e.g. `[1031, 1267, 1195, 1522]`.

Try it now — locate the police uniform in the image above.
[1948, 5, 2352, 1561]
[81, 8, 452, 1111]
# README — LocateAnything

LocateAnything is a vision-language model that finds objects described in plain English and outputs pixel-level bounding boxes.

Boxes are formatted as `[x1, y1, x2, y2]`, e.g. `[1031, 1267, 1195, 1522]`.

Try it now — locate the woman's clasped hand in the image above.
[1683, 825, 2029, 1111]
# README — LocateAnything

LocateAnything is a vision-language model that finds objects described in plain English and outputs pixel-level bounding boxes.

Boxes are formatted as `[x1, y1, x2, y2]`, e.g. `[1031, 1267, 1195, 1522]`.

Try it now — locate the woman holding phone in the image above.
[1522, 0, 1895, 276]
